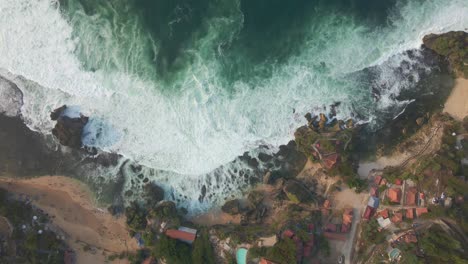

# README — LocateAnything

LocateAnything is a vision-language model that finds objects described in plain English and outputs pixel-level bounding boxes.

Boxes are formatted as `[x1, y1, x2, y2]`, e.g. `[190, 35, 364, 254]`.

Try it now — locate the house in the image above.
[323, 153, 340, 170]
[165, 227, 197, 244]
[363, 206, 375, 220]
[395, 179, 403, 186]
[391, 212, 403, 223]
[374, 176, 382, 185]
[370, 187, 378, 197]
[341, 208, 353, 233]
[404, 233, 418, 243]
[377, 217, 391, 228]
[406, 208, 414, 219]
[282, 229, 294, 239]
[259, 258, 278, 264]
[379, 209, 389, 219]
[405, 188, 417, 206]
[387, 188, 402, 203]
[368, 196, 380, 208]
[415, 208, 428, 217]
[380, 178, 388, 186]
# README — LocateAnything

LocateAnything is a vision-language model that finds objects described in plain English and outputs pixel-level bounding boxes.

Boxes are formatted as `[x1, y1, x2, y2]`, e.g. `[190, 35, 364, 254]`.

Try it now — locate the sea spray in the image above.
[0, 0, 467, 213]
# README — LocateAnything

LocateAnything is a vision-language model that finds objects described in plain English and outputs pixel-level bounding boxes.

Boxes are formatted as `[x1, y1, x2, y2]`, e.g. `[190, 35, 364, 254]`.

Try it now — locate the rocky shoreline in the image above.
[0, 31, 467, 263]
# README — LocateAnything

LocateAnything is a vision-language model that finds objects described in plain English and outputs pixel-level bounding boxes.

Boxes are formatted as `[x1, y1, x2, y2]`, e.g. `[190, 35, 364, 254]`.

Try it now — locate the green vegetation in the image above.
[423, 31, 468, 78]
[265, 238, 297, 264]
[0, 188, 66, 264]
[153, 234, 192, 263]
[192, 230, 215, 264]
[125, 202, 147, 231]
[419, 225, 467, 263]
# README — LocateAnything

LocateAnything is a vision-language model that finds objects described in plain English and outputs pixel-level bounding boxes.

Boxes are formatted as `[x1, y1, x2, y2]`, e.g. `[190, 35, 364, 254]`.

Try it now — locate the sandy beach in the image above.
[444, 78, 468, 120]
[0, 176, 138, 264]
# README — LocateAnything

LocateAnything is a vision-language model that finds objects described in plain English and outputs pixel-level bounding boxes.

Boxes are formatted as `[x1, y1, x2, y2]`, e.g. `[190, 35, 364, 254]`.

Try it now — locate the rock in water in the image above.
[0, 76, 23, 117]
[51, 106, 88, 148]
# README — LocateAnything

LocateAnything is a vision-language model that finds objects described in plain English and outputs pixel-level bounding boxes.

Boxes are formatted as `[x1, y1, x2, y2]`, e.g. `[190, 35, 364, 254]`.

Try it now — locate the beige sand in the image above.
[444, 78, 468, 120]
[0, 176, 138, 264]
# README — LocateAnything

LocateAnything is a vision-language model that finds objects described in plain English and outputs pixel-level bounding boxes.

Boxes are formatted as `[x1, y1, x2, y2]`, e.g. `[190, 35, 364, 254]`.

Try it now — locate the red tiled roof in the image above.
[406, 188, 417, 206]
[379, 209, 389, 219]
[165, 229, 196, 243]
[282, 229, 295, 238]
[323, 153, 339, 169]
[391, 212, 403, 223]
[374, 176, 382, 185]
[406, 208, 414, 219]
[387, 188, 402, 203]
[415, 208, 428, 217]
[363, 206, 374, 220]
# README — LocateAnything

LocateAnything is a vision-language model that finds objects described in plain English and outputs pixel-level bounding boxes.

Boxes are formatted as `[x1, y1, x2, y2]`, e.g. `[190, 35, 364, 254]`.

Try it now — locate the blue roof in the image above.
[236, 248, 248, 264]
[368, 196, 379, 208]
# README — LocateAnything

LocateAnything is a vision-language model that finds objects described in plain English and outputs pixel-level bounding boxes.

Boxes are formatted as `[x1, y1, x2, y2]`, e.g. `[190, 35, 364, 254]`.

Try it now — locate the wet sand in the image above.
[0, 176, 137, 264]
[444, 78, 468, 120]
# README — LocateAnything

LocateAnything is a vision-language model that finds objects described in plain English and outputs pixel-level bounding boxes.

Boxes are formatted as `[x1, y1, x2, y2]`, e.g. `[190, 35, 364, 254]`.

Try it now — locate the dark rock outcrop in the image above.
[143, 183, 165, 208]
[51, 105, 88, 148]
[221, 199, 241, 215]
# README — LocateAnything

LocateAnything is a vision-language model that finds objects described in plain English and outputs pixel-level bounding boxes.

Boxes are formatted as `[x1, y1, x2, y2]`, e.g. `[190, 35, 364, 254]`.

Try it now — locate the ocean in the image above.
[0, 0, 467, 212]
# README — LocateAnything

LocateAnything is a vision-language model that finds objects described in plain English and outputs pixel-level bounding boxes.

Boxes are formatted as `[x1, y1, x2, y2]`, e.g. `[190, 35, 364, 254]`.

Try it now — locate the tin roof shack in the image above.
[165, 227, 197, 244]
[368, 196, 380, 209]
[405, 188, 417, 206]
[387, 188, 402, 204]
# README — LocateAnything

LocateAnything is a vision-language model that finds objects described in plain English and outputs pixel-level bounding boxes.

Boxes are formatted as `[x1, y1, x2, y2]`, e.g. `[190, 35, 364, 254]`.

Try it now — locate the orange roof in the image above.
[260, 258, 278, 264]
[406, 208, 414, 219]
[374, 176, 382, 185]
[323, 153, 339, 169]
[405, 188, 417, 206]
[282, 229, 295, 238]
[380, 178, 388, 186]
[165, 229, 196, 243]
[415, 208, 428, 217]
[379, 209, 389, 219]
[387, 188, 401, 203]
[343, 208, 353, 225]
[391, 212, 403, 223]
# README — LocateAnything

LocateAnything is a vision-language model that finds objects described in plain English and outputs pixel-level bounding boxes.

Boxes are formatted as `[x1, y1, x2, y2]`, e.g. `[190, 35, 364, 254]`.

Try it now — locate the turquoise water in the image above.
[236, 248, 248, 264]
[0, 0, 467, 212]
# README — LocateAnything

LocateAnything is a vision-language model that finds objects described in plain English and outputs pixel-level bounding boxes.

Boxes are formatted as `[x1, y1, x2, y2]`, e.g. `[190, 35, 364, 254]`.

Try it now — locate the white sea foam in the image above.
[0, 0, 467, 212]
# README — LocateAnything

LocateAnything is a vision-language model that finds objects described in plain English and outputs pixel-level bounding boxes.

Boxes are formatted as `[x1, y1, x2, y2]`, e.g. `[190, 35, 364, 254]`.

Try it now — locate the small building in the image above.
[387, 188, 402, 203]
[165, 227, 197, 244]
[374, 176, 382, 185]
[370, 187, 378, 197]
[405, 187, 417, 206]
[368, 196, 380, 208]
[415, 208, 428, 217]
[395, 179, 403, 186]
[282, 229, 295, 239]
[363, 206, 375, 220]
[323, 153, 340, 170]
[391, 212, 403, 224]
[444, 197, 453, 207]
[379, 209, 389, 219]
[377, 217, 391, 228]
[380, 178, 388, 186]
[406, 208, 414, 219]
